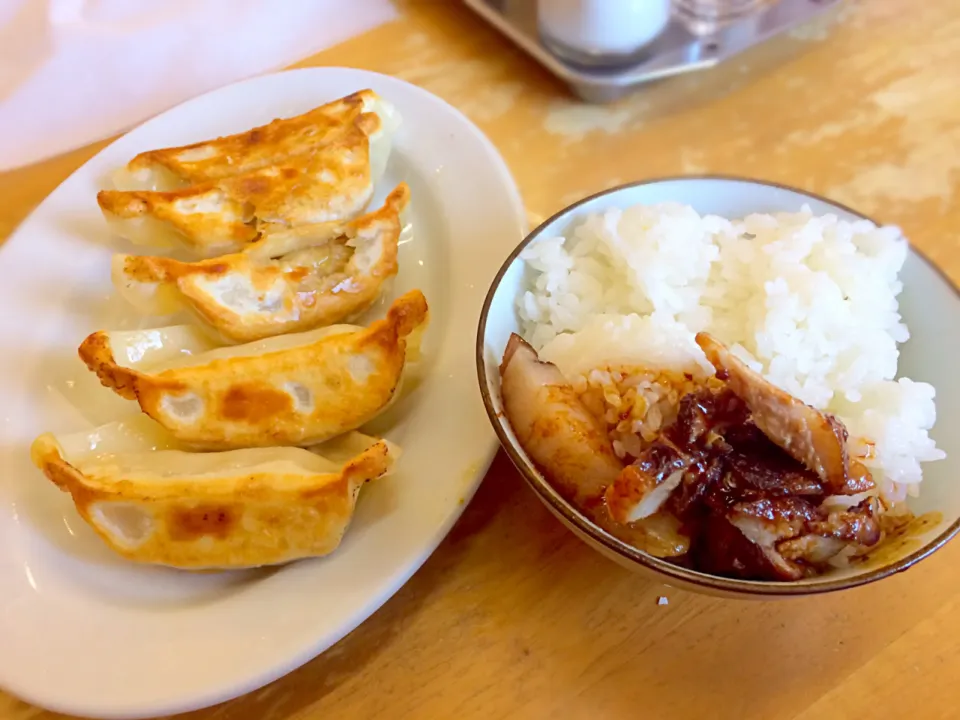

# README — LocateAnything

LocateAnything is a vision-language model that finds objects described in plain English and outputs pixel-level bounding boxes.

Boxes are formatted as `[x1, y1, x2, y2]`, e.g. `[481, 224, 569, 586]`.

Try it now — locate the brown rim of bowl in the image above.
[475, 174, 960, 597]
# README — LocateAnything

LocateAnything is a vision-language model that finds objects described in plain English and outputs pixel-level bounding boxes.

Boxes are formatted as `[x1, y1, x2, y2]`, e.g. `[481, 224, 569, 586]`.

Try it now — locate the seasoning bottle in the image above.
[537, 0, 672, 68]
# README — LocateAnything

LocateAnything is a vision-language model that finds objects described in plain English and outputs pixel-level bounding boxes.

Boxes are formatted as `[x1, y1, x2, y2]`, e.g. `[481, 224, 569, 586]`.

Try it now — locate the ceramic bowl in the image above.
[476, 176, 960, 598]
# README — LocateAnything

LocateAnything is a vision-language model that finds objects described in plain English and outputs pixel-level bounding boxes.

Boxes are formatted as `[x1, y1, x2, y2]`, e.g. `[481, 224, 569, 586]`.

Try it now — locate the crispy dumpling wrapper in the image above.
[98, 120, 390, 259]
[78, 290, 429, 449]
[112, 183, 410, 343]
[112, 89, 401, 192]
[30, 416, 400, 569]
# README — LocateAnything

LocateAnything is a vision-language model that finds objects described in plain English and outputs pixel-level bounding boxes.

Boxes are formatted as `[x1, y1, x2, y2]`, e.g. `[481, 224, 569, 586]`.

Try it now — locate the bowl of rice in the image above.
[477, 176, 960, 597]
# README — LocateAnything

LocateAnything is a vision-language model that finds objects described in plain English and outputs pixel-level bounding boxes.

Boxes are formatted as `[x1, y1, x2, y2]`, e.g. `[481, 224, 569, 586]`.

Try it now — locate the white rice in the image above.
[518, 202, 945, 503]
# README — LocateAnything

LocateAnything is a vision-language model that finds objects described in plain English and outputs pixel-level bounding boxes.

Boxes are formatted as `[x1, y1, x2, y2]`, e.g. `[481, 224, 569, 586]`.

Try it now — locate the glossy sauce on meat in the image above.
[499, 333, 889, 582]
[696, 333, 874, 496]
[628, 386, 883, 580]
[851, 510, 943, 569]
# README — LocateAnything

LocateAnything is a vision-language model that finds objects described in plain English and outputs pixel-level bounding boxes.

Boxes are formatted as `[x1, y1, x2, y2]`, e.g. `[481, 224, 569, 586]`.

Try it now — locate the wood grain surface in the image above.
[2, 1, 958, 718]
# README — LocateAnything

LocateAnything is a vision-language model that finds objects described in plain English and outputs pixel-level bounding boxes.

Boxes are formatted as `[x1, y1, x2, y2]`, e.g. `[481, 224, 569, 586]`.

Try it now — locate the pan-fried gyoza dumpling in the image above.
[113, 89, 401, 192]
[97, 121, 387, 258]
[111, 183, 410, 343]
[30, 415, 400, 569]
[77, 290, 429, 449]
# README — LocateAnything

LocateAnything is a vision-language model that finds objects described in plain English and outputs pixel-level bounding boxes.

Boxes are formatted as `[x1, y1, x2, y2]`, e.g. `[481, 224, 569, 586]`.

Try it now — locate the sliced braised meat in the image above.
[807, 497, 882, 545]
[607, 387, 752, 524]
[729, 496, 822, 535]
[609, 387, 753, 524]
[691, 514, 805, 581]
[606, 438, 692, 523]
[499, 333, 623, 507]
[691, 494, 884, 581]
[721, 429, 826, 501]
[776, 498, 881, 566]
[775, 535, 848, 566]
[663, 387, 750, 447]
[669, 454, 726, 519]
[726, 454, 825, 498]
[500, 329, 887, 583]
[677, 408, 827, 513]
[696, 332, 874, 496]
[725, 497, 823, 580]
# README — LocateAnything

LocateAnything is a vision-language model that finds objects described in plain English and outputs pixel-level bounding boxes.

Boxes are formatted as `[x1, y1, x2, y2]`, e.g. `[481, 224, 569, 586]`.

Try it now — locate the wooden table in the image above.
[2, 1, 958, 718]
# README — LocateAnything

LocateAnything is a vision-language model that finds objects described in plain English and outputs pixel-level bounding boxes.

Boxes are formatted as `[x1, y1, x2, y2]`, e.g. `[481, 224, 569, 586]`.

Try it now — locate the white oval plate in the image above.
[0, 68, 525, 718]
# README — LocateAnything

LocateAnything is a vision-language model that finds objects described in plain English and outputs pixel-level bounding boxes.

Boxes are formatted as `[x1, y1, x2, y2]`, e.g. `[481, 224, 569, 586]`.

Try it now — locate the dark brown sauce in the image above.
[605, 386, 889, 581]
[852, 511, 943, 569]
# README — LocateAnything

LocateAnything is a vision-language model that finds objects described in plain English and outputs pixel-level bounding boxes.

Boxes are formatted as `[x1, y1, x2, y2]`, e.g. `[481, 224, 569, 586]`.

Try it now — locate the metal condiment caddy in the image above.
[462, 0, 841, 103]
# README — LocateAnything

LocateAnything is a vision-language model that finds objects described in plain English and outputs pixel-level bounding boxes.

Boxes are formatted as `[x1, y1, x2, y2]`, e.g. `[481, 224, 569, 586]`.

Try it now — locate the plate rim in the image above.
[0, 66, 526, 717]
[477, 173, 960, 598]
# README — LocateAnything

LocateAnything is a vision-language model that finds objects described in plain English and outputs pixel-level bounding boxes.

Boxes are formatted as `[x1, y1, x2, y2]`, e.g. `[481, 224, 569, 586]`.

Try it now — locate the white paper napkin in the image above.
[0, 0, 397, 171]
